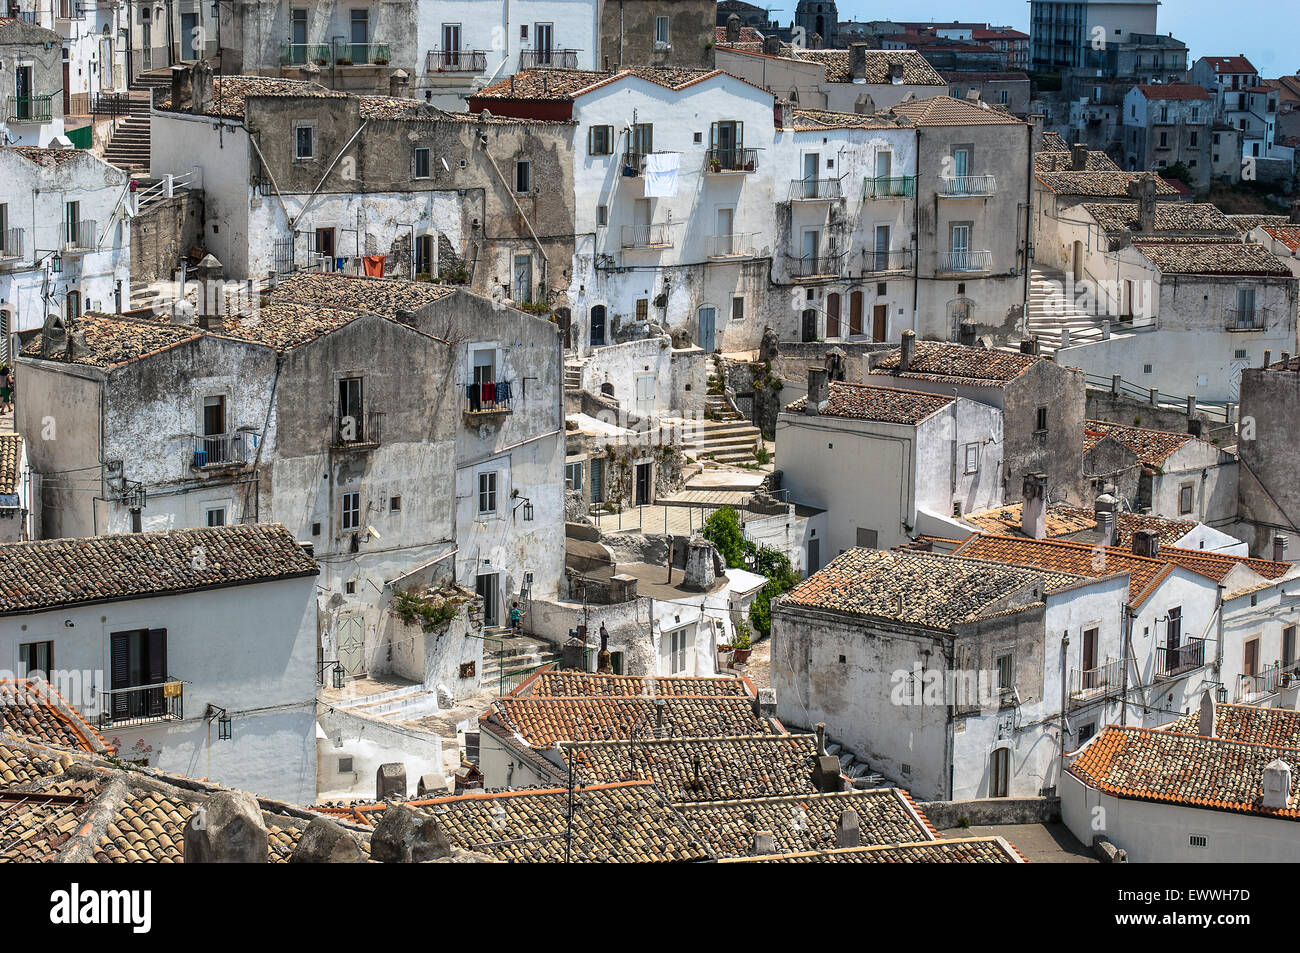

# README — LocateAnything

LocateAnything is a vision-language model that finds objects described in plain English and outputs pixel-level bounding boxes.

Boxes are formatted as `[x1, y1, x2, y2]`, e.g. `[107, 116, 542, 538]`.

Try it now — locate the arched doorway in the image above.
[801, 308, 817, 342]
[590, 305, 606, 347]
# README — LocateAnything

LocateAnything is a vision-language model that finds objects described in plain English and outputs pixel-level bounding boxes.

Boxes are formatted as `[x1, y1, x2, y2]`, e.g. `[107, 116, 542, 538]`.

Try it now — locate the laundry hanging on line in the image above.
[643, 152, 680, 198]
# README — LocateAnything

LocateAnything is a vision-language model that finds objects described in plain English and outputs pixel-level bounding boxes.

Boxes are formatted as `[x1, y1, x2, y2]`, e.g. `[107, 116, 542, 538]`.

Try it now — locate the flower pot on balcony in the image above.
[623, 166, 637, 177]
[744, 160, 755, 171]
[732, 648, 752, 664]
[709, 160, 721, 173]
[374, 58, 389, 65]
[337, 58, 354, 66]
[192, 449, 208, 468]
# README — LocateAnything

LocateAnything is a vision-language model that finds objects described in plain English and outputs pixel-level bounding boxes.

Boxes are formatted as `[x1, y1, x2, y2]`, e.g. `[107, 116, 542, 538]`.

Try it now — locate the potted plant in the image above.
[744, 158, 755, 172]
[716, 641, 734, 668]
[731, 621, 753, 664]
[708, 157, 721, 173]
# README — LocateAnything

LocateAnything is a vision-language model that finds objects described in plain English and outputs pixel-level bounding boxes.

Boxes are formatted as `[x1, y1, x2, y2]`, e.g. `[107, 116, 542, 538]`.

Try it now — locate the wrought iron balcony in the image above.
[787, 251, 846, 278]
[862, 248, 913, 272]
[99, 677, 184, 728]
[332, 42, 391, 65]
[706, 232, 759, 258]
[865, 174, 916, 199]
[939, 174, 998, 196]
[5, 94, 53, 123]
[621, 224, 674, 248]
[426, 48, 488, 72]
[1234, 660, 1300, 702]
[937, 249, 992, 273]
[1070, 656, 1126, 699]
[279, 42, 332, 66]
[520, 48, 580, 69]
[63, 219, 96, 254]
[332, 412, 382, 450]
[191, 432, 251, 469]
[1156, 638, 1205, 678]
[787, 177, 843, 201]
[705, 147, 759, 173]
[465, 380, 515, 415]
[0, 228, 24, 263]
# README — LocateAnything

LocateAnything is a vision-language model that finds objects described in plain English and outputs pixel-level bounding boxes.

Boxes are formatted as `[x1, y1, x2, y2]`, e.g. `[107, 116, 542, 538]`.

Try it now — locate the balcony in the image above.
[1156, 638, 1206, 678]
[331, 412, 382, 451]
[862, 248, 913, 273]
[621, 224, 674, 249]
[706, 232, 759, 259]
[705, 147, 759, 174]
[426, 49, 488, 73]
[787, 251, 846, 279]
[864, 174, 916, 199]
[938, 174, 998, 197]
[191, 433, 252, 470]
[56, 0, 86, 19]
[99, 677, 184, 729]
[62, 220, 96, 254]
[520, 49, 580, 69]
[937, 249, 992, 274]
[787, 177, 843, 201]
[0, 228, 24, 264]
[1070, 656, 1127, 701]
[465, 380, 515, 416]
[5, 94, 53, 123]
[1225, 307, 1270, 331]
[332, 43, 392, 66]
[1234, 661, 1300, 703]
[279, 42, 332, 67]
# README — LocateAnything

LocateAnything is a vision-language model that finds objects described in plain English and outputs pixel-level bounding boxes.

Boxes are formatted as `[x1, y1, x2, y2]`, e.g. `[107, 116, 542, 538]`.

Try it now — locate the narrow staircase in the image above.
[481, 631, 563, 692]
[1021, 265, 1110, 357]
[823, 736, 893, 790]
[102, 69, 172, 174]
[681, 387, 763, 465]
[564, 360, 584, 392]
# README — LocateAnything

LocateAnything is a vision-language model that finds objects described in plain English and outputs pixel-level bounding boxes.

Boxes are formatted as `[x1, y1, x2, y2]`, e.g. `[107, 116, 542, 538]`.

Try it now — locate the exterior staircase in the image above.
[481, 632, 562, 693]
[102, 69, 171, 174]
[564, 360, 584, 392]
[823, 735, 894, 790]
[682, 389, 763, 465]
[1021, 265, 1110, 357]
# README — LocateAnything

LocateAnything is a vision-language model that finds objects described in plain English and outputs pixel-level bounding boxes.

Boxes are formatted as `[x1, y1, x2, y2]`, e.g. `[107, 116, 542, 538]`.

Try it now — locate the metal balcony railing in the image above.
[863, 248, 913, 272]
[621, 224, 673, 248]
[57, 0, 85, 18]
[939, 174, 998, 196]
[192, 433, 251, 469]
[938, 249, 992, 273]
[705, 147, 759, 173]
[333, 43, 391, 65]
[426, 49, 488, 72]
[706, 232, 758, 258]
[865, 174, 916, 198]
[63, 220, 96, 253]
[1226, 306, 1270, 331]
[1070, 656, 1126, 698]
[519, 48, 580, 69]
[787, 251, 846, 278]
[99, 677, 184, 728]
[465, 380, 515, 413]
[280, 42, 332, 66]
[332, 412, 381, 449]
[788, 177, 843, 201]
[0, 228, 24, 262]
[1156, 638, 1205, 678]
[5, 94, 53, 123]
[1235, 660, 1300, 702]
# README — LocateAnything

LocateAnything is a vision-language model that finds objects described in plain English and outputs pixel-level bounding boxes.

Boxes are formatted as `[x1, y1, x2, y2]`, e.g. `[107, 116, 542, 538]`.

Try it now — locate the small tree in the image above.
[702, 506, 749, 568]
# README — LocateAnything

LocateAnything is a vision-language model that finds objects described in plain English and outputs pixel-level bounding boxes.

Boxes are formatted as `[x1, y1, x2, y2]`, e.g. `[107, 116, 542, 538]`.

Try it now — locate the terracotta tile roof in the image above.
[0, 778, 103, 862]
[1084, 419, 1199, 465]
[951, 533, 1173, 605]
[781, 548, 1079, 631]
[357, 96, 563, 125]
[715, 25, 764, 43]
[1152, 545, 1291, 584]
[328, 782, 712, 862]
[21, 314, 202, 369]
[0, 741, 71, 789]
[724, 836, 1023, 862]
[964, 502, 1197, 547]
[157, 75, 344, 118]
[785, 380, 955, 424]
[0, 434, 21, 495]
[1036, 170, 1181, 198]
[1041, 131, 1069, 153]
[791, 107, 909, 130]
[0, 523, 318, 616]
[676, 788, 933, 858]
[1132, 241, 1292, 276]
[0, 680, 106, 753]
[474, 67, 736, 102]
[889, 94, 1024, 125]
[1083, 202, 1237, 234]
[1133, 83, 1212, 100]
[870, 340, 1036, 385]
[562, 734, 822, 802]
[484, 695, 778, 746]
[525, 670, 752, 699]
[268, 272, 458, 318]
[1069, 724, 1300, 820]
[795, 49, 945, 86]
[1166, 703, 1300, 748]
[1201, 56, 1257, 75]
[5, 146, 84, 167]
[1261, 225, 1300, 251]
[1034, 150, 1120, 172]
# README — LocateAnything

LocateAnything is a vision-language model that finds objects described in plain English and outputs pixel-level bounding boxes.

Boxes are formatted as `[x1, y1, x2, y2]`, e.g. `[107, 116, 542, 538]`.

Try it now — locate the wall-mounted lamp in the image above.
[205, 704, 232, 740]
[512, 491, 534, 521]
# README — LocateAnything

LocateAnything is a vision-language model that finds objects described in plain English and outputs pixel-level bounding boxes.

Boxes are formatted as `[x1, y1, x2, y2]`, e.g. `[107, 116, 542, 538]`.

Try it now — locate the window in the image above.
[596, 205, 608, 227]
[1078, 722, 1096, 745]
[109, 628, 168, 720]
[1189, 834, 1208, 848]
[295, 123, 315, 160]
[1179, 483, 1194, 515]
[964, 443, 979, 474]
[655, 15, 670, 45]
[478, 471, 498, 514]
[413, 147, 431, 178]
[390, 495, 401, 511]
[18, 641, 53, 678]
[1284, 625, 1297, 670]
[1035, 406, 1048, 432]
[515, 160, 531, 194]
[1236, 287, 1257, 328]
[588, 125, 613, 156]
[996, 653, 1014, 691]
[565, 462, 584, 492]
[668, 628, 690, 674]
[855, 527, 878, 549]
[205, 506, 227, 527]
[341, 491, 361, 531]
[1189, 131, 1198, 147]
[1244, 637, 1259, 678]
[512, 256, 532, 302]
[338, 377, 364, 440]
[338, 757, 354, 774]
[414, 234, 434, 275]
[635, 298, 648, 322]
[731, 296, 744, 323]
[345, 580, 356, 594]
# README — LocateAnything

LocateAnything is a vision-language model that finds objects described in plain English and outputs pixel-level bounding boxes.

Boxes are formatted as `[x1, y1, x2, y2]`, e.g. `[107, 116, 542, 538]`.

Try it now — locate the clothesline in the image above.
[465, 380, 514, 412]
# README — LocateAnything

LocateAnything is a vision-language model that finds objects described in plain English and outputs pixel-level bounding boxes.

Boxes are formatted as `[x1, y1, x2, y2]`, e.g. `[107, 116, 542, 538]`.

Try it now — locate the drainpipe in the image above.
[912, 129, 921, 327]
[1059, 630, 1070, 780]
[1214, 582, 1225, 681]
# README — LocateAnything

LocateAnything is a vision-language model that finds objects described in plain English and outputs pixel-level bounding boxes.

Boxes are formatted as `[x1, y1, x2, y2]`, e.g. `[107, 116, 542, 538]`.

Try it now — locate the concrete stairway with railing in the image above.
[102, 68, 173, 173]
[1022, 265, 1111, 357]
[480, 631, 562, 690]
[681, 388, 763, 465]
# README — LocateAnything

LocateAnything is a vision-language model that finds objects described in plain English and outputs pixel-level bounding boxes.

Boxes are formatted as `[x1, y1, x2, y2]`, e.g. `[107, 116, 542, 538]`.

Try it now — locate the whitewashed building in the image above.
[0, 17, 65, 148]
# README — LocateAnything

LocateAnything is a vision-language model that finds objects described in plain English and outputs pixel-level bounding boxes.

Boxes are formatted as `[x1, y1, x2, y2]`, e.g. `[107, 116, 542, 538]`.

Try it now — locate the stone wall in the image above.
[917, 796, 1062, 829]
[131, 190, 206, 284]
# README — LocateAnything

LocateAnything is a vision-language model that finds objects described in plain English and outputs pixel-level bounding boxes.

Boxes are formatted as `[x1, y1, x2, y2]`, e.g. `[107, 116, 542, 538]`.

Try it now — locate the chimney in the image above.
[190, 60, 214, 116]
[376, 763, 407, 801]
[1137, 174, 1157, 233]
[762, 34, 782, 56]
[751, 831, 775, 855]
[888, 61, 905, 84]
[1290, 200, 1300, 225]
[1132, 529, 1160, 559]
[1283, 351, 1292, 368]
[1264, 349, 1272, 368]
[370, 802, 453, 862]
[170, 64, 191, 110]
[681, 536, 718, 591]
[836, 808, 861, 848]
[753, 688, 777, 720]
[1019, 336, 1039, 356]
[183, 791, 269, 863]
[597, 621, 612, 673]
[1094, 488, 1118, 547]
[958, 321, 977, 347]
[725, 13, 741, 43]
[849, 42, 869, 80]
[1198, 688, 1216, 737]
[899, 329, 916, 372]
[289, 816, 364, 863]
[40, 312, 67, 359]
[388, 69, 410, 98]
[1262, 759, 1293, 811]
[805, 366, 828, 415]
[1273, 535, 1288, 563]
[1070, 142, 1088, 172]
[1021, 473, 1048, 540]
[808, 32, 823, 50]
[655, 697, 666, 733]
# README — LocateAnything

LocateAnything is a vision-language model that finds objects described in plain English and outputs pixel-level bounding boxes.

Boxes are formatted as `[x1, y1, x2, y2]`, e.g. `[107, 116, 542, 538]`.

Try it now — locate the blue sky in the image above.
[819, 1, 1297, 77]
